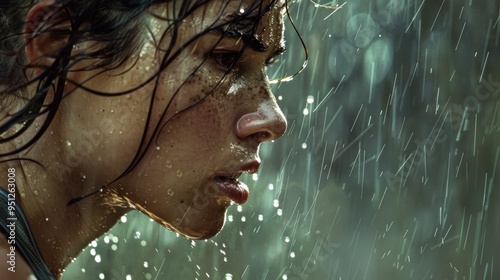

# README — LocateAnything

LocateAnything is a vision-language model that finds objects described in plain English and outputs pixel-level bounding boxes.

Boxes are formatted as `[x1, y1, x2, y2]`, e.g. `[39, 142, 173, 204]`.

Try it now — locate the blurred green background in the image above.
[64, 0, 499, 279]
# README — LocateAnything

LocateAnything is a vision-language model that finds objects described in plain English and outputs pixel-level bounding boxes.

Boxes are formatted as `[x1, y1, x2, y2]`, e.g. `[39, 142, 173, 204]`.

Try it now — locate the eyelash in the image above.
[211, 52, 280, 71]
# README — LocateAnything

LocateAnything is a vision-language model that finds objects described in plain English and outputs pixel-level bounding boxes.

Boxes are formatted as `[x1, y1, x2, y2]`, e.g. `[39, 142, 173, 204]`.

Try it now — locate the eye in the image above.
[211, 52, 243, 70]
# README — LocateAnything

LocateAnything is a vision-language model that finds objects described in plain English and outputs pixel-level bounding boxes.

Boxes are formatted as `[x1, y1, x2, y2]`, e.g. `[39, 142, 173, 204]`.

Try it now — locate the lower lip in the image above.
[214, 177, 249, 204]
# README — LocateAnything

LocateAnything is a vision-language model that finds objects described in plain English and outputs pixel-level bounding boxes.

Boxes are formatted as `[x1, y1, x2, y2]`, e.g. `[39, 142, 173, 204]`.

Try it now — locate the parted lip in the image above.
[214, 159, 261, 180]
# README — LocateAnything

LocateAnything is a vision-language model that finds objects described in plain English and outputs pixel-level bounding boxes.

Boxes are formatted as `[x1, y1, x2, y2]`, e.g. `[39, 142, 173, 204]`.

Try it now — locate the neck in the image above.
[0, 157, 128, 278]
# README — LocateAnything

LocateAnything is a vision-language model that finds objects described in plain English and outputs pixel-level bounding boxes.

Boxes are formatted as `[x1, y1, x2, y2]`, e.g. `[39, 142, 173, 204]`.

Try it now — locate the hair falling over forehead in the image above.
[0, 0, 306, 204]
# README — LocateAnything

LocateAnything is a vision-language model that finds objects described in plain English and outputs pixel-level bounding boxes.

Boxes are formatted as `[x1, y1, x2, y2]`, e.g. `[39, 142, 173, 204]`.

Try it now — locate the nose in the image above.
[236, 99, 287, 143]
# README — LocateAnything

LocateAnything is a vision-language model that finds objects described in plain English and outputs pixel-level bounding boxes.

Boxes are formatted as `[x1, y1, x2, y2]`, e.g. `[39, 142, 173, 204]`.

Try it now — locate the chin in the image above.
[171, 210, 227, 240]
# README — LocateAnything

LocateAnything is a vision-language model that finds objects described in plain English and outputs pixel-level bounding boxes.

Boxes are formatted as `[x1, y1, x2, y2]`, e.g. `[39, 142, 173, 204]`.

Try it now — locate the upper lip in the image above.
[215, 159, 261, 180]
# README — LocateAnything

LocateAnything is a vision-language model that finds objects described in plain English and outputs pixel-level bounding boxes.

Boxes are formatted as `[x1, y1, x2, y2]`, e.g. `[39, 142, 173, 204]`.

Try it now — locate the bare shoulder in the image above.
[0, 234, 33, 280]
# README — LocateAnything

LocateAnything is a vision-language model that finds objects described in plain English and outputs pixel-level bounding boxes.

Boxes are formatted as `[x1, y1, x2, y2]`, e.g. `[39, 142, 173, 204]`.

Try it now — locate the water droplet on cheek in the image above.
[166, 160, 173, 168]
[176, 170, 183, 177]
[167, 189, 174, 196]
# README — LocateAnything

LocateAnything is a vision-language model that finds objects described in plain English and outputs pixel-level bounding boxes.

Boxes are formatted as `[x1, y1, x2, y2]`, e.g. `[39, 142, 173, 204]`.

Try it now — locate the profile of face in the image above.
[36, 0, 287, 239]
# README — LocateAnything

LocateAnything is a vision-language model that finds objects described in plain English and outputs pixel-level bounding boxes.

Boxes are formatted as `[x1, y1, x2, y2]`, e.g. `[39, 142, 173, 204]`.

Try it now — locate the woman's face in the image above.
[58, 0, 287, 239]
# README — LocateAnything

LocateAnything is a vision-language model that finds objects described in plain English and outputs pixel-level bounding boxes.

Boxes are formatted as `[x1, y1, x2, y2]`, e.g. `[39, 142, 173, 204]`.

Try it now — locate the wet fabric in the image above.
[0, 187, 55, 280]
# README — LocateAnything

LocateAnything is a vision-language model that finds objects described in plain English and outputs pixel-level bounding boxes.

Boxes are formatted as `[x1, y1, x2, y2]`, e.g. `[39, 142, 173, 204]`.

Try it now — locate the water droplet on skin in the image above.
[176, 170, 183, 177]
[166, 160, 173, 168]
[155, 146, 161, 150]
[34, 190, 39, 196]
[167, 189, 174, 196]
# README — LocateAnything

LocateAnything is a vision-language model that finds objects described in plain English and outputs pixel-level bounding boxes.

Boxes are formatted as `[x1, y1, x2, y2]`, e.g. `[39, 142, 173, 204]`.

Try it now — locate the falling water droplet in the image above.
[273, 199, 280, 208]
[307, 95, 314, 104]
[134, 231, 141, 239]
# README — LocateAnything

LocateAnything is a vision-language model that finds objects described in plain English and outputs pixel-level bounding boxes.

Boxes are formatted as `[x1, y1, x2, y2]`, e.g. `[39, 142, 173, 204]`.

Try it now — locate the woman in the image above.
[0, 0, 293, 278]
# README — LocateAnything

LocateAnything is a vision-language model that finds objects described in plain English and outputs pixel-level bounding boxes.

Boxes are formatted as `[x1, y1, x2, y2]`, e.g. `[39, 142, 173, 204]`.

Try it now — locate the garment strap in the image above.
[0, 187, 55, 279]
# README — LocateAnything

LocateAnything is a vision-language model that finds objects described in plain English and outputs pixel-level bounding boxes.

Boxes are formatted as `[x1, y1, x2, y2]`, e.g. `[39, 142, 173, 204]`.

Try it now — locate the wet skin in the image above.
[0, 0, 287, 277]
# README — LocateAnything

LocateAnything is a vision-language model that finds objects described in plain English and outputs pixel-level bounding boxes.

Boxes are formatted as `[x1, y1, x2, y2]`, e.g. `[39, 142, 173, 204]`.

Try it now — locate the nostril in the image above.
[254, 131, 272, 142]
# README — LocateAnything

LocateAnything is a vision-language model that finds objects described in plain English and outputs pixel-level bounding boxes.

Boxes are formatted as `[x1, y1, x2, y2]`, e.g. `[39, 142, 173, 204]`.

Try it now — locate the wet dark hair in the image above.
[0, 0, 305, 204]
